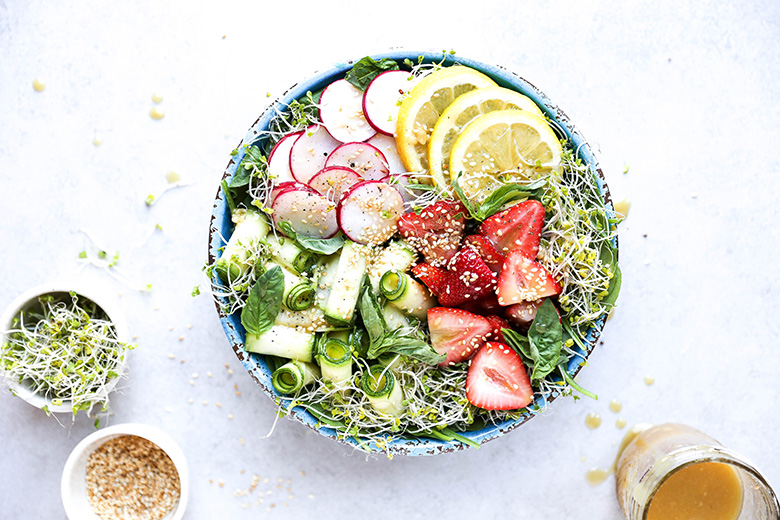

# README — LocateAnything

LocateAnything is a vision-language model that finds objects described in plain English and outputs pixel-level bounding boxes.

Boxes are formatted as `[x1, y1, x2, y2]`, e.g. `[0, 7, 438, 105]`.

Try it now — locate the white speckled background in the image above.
[1, 1, 779, 518]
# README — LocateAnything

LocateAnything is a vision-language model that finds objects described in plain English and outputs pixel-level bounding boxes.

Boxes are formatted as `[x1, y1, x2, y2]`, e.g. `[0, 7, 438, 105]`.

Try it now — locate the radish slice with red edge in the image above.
[337, 180, 404, 246]
[289, 125, 340, 185]
[318, 79, 376, 143]
[308, 166, 364, 202]
[272, 189, 338, 239]
[384, 173, 427, 205]
[367, 133, 405, 173]
[270, 181, 313, 204]
[325, 142, 389, 181]
[267, 131, 302, 183]
[363, 70, 417, 136]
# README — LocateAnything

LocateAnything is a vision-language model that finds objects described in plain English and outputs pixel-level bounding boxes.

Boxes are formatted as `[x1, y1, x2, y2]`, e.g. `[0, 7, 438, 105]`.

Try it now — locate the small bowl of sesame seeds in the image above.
[61, 423, 189, 520]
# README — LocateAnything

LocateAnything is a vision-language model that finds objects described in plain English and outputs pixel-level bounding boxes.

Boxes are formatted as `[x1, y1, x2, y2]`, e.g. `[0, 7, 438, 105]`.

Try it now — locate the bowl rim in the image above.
[60, 422, 189, 520]
[0, 279, 130, 413]
[207, 49, 616, 456]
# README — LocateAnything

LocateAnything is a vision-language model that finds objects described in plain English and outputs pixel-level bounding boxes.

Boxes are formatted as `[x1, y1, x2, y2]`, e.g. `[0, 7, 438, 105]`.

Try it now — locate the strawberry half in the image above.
[478, 200, 545, 258]
[397, 201, 467, 266]
[457, 292, 502, 316]
[497, 250, 561, 305]
[504, 299, 545, 331]
[412, 263, 446, 294]
[428, 307, 493, 366]
[484, 315, 510, 343]
[439, 247, 497, 307]
[466, 342, 534, 410]
[464, 235, 505, 274]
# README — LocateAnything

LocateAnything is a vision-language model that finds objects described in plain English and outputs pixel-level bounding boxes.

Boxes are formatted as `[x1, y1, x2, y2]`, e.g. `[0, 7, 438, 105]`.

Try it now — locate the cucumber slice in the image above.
[324, 241, 369, 325]
[380, 270, 436, 319]
[367, 240, 417, 292]
[245, 325, 315, 362]
[216, 209, 270, 283]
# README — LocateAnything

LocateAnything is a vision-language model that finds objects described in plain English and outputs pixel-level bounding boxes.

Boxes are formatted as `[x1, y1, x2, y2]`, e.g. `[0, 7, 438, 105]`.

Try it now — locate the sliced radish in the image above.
[367, 133, 405, 173]
[325, 142, 389, 181]
[363, 70, 417, 136]
[338, 181, 404, 246]
[318, 79, 376, 143]
[270, 181, 314, 204]
[308, 166, 364, 202]
[267, 131, 302, 183]
[289, 125, 340, 185]
[272, 189, 338, 239]
[385, 173, 426, 205]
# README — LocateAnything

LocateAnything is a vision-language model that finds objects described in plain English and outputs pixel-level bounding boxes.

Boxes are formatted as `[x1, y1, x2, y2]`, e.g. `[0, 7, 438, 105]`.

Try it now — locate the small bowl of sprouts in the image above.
[207, 51, 620, 456]
[0, 282, 131, 419]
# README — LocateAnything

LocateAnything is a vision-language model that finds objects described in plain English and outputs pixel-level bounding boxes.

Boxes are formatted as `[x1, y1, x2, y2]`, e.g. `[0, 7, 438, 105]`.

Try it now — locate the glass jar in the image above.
[615, 423, 779, 520]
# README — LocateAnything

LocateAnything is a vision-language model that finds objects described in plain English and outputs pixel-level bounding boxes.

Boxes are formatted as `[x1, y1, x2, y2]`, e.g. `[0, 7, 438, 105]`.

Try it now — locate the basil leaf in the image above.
[452, 173, 547, 221]
[231, 145, 267, 188]
[277, 221, 345, 255]
[368, 329, 445, 365]
[345, 56, 400, 91]
[502, 328, 532, 362]
[527, 299, 563, 380]
[357, 278, 386, 346]
[241, 266, 284, 336]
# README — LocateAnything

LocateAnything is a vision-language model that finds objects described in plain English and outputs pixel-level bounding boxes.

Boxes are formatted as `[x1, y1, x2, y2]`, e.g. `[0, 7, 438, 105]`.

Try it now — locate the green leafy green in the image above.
[451, 174, 546, 221]
[527, 299, 563, 380]
[241, 266, 284, 336]
[368, 328, 444, 365]
[277, 221, 345, 255]
[558, 365, 598, 400]
[345, 56, 400, 91]
[231, 145, 267, 188]
[357, 277, 387, 346]
[602, 264, 622, 308]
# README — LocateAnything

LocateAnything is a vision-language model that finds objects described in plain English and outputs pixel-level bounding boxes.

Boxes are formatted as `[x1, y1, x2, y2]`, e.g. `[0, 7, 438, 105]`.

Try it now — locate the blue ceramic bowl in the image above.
[207, 51, 616, 456]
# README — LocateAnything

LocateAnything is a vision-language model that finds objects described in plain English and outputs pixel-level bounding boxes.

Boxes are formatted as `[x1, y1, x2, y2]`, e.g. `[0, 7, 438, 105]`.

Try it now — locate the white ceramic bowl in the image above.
[0, 280, 129, 413]
[61, 423, 189, 520]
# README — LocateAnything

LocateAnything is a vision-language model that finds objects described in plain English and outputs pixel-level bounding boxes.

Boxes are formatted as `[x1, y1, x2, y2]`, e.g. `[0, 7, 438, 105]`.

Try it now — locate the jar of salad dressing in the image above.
[615, 424, 778, 520]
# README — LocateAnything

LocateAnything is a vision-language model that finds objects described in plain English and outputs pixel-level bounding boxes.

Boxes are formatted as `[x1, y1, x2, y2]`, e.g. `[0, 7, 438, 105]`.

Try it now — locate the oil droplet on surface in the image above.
[584, 423, 652, 486]
[585, 412, 602, 429]
[93, 136, 102, 146]
[150, 106, 165, 120]
[644, 375, 655, 386]
[586, 468, 611, 486]
[166, 171, 181, 184]
[152, 92, 164, 104]
[616, 418, 627, 429]
[32, 78, 46, 92]
[606, 309, 616, 322]
[609, 399, 622, 413]
[580, 456, 587, 463]
[614, 199, 631, 218]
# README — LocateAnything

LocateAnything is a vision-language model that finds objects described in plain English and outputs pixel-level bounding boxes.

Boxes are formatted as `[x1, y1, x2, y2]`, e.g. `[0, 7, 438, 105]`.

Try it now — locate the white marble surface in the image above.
[1, 1, 779, 518]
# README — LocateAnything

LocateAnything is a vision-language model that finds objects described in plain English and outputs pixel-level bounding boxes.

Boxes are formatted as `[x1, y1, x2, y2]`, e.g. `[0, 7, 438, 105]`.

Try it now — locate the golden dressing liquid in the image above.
[585, 412, 602, 429]
[645, 375, 655, 386]
[609, 399, 623, 413]
[647, 462, 743, 520]
[150, 106, 165, 120]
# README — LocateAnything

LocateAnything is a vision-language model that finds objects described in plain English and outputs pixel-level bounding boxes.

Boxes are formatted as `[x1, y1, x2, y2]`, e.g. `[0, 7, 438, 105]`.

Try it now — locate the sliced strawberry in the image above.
[504, 299, 545, 330]
[428, 308, 493, 366]
[397, 201, 467, 266]
[464, 235, 505, 274]
[484, 315, 510, 343]
[439, 247, 497, 307]
[457, 292, 501, 316]
[466, 342, 534, 411]
[412, 263, 446, 294]
[497, 250, 561, 305]
[478, 200, 545, 258]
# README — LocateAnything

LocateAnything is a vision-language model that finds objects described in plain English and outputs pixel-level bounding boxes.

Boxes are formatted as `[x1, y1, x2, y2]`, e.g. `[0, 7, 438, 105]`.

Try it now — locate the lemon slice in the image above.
[449, 109, 562, 203]
[428, 86, 544, 187]
[395, 66, 496, 173]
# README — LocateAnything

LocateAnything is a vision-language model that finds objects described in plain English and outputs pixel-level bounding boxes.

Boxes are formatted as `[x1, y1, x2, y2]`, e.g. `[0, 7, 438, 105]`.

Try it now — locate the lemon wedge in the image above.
[395, 66, 496, 173]
[448, 109, 562, 203]
[428, 86, 544, 187]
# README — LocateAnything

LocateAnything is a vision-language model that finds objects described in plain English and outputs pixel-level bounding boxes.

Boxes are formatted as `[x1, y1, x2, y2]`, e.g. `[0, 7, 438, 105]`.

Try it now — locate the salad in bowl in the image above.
[206, 51, 620, 456]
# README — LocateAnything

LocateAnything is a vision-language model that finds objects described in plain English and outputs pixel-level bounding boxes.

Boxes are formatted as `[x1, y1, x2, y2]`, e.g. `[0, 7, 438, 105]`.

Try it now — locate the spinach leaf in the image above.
[527, 299, 563, 380]
[345, 56, 400, 91]
[602, 264, 622, 309]
[367, 328, 445, 365]
[241, 266, 284, 336]
[502, 327, 532, 362]
[357, 277, 386, 346]
[277, 221, 345, 255]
